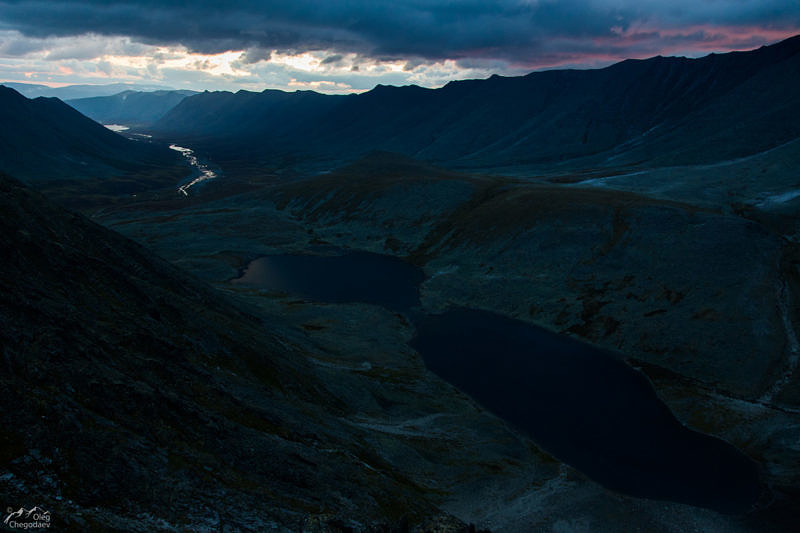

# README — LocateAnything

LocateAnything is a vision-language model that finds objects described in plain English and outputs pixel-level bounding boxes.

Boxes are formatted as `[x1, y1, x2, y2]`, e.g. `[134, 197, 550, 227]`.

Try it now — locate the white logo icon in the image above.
[4, 507, 51, 529]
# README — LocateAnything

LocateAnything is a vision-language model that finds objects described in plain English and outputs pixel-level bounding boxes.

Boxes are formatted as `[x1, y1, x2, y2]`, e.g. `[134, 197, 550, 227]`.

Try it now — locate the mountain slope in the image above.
[0, 85, 184, 192]
[0, 171, 480, 530]
[151, 35, 800, 171]
[153, 88, 346, 142]
[67, 89, 198, 126]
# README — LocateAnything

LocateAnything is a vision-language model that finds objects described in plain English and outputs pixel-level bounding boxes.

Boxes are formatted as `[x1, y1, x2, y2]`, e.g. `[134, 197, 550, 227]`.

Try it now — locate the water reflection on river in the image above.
[169, 144, 218, 196]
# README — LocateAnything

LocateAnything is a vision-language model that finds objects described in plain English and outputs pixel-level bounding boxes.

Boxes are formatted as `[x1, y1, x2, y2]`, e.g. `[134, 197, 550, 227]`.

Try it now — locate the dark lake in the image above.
[232, 250, 424, 312]
[233, 250, 761, 513]
[411, 308, 760, 513]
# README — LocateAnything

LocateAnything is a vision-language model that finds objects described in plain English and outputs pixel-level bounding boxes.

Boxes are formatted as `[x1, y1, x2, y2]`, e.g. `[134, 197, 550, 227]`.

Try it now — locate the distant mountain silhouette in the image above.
[3, 81, 175, 99]
[67, 90, 199, 126]
[151, 35, 800, 171]
[155, 88, 342, 142]
[0, 85, 181, 184]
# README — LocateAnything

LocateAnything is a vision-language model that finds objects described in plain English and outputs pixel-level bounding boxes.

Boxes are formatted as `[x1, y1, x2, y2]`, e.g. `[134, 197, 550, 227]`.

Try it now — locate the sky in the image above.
[0, 1, 799, 94]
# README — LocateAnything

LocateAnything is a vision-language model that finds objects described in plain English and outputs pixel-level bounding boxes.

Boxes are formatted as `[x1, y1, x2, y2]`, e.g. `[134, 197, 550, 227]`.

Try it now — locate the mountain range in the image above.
[6, 35, 800, 182]
[66, 89, 199, 126]
[2, 81, 176, 100]
[149, 35, 800, 173]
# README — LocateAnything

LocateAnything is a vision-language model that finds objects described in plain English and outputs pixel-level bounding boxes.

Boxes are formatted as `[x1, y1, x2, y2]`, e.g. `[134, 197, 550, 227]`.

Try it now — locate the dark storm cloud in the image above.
[320, 54, 344, 65]
[0, 1, 799, 64]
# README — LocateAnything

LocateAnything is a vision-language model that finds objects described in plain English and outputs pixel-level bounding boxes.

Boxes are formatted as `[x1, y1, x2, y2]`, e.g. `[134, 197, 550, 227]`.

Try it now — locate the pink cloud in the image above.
[508, 25, 800, 72]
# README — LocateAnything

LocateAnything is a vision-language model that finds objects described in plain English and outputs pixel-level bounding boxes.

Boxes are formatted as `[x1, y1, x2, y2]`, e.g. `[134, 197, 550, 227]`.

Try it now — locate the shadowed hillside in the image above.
[0, 86, 184, 182]
[0, 171, 494, 531]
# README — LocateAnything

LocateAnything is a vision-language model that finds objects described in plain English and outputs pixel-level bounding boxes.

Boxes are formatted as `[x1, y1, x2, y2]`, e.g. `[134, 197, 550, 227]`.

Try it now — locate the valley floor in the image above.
[81, 148, 800, 531]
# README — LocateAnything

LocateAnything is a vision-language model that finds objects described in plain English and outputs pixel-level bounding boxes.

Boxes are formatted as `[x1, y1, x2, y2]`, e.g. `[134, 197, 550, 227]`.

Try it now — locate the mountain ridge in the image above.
[66, 89, 199, 126]
[150, 34, 800, 172]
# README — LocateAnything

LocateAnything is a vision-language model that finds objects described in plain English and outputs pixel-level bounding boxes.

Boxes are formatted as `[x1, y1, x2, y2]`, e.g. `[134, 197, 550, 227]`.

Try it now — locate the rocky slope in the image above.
[20, 162, 779, 532]
[1, 172, 494, 531]
[14, 161, 793, 531]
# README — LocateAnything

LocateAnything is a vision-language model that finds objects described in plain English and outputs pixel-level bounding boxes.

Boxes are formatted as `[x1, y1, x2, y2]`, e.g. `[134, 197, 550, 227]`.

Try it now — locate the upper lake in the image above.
[233, 250, 424, 312]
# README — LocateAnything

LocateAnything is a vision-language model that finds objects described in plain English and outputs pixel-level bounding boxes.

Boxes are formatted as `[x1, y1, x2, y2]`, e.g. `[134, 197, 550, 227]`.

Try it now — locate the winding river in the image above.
[169, 144, 218, 196]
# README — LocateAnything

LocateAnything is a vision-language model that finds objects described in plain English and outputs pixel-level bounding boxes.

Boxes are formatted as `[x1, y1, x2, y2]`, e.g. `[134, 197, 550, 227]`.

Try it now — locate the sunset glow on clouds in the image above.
[0, 1, 798, 93]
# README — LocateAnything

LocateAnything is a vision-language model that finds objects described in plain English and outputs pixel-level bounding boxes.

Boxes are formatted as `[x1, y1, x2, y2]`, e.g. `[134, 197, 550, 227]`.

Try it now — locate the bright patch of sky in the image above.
[0, 30, 524, 93]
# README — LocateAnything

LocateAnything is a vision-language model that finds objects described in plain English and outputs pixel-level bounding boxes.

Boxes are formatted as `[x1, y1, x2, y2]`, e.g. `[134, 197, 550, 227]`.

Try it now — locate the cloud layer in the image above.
[0, 1, 798, 92]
